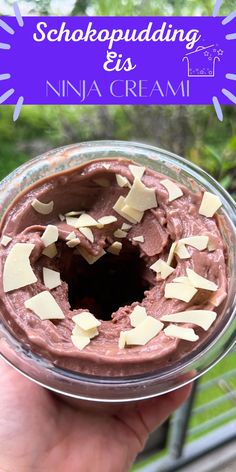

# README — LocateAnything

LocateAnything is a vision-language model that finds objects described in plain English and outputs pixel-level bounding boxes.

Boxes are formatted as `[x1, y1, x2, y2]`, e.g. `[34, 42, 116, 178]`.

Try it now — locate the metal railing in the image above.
[135, 348, 236, 472]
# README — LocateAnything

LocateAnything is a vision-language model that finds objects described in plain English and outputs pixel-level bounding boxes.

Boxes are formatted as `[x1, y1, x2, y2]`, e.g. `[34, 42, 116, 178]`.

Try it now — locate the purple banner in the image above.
[0, 16, 235, 105]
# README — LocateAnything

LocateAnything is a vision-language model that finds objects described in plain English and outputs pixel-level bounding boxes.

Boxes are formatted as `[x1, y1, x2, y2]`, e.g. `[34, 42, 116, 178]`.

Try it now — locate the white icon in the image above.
[182, 44, 223, 78]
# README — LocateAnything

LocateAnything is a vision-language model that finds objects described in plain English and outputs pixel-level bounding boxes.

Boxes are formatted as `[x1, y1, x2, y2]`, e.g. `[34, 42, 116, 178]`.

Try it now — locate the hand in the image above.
[0, 358, 191, 472]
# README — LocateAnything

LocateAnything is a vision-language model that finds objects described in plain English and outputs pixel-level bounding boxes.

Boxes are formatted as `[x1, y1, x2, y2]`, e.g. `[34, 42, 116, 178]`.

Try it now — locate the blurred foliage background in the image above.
[0, 0, 236, 198]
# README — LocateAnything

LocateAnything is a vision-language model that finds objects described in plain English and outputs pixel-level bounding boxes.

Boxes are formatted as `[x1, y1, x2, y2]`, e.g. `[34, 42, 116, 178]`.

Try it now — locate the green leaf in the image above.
[220, 175, 233, 190]
[204, 146, 223, 167]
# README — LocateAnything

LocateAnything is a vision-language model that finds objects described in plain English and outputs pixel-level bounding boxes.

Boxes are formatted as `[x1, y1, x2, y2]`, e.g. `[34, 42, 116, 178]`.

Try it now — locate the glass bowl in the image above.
[0, 140, 236, 402]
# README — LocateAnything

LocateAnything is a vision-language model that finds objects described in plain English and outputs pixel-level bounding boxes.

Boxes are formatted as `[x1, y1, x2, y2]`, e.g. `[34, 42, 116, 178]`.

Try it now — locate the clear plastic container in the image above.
[0, 140, 236, 402]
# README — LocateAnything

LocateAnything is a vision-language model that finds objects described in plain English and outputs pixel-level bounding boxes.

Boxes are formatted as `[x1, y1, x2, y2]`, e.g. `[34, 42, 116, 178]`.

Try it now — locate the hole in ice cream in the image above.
[59, 241, 151, 321]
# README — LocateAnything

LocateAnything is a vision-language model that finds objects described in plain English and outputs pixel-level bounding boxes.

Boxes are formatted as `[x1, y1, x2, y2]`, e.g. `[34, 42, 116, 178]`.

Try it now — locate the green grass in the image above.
[1, 105, 236, 200]
[0, 144, 30, 181]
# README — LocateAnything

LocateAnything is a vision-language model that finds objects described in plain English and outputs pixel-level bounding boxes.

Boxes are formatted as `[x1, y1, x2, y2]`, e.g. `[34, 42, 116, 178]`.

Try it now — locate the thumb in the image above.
[137, 383, 192, 434]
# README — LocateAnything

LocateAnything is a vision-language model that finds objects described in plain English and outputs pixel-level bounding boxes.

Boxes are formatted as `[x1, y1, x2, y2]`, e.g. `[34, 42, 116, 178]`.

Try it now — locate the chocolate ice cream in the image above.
[0, 158, 228, 376]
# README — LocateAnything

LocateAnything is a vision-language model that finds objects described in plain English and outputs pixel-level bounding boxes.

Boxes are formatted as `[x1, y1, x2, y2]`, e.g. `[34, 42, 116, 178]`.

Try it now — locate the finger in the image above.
[0, 356, 16, 381]
[137, 383, 192, 434]
[0, 356, 41, 399]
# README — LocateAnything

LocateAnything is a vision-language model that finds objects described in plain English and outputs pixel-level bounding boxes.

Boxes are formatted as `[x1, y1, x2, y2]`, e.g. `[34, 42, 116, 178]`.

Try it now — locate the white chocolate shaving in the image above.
[150, 259, 175, 280]
[125, 178, 157, 212]
[66, 214, 98, 229]
[150, 259, 162, 272]
[76, 214, 98, 228]
[66, 231, 76, 240]
[43, 267, 61, 290]
[31, 198, 54, 215]
[186, 268, 218, 291]
[130, 306, 147, 327]
[175, 243, 191, 259]
[113, 196, 138, 223]
[97, 216, 117, 225]
[71, 334, 90, 350]
[173, 276, 192, 285]
[161, 310, 217, 331]
[65, 216, 79, 228]
[107, 241, 122, 255]
[41, 225, 58, 247]
[42, 243, 57, 258]
[209, 289, 227, 307]
[122, 204, 144, 223]
[180, 236, 209, 251]
[24, 290, 64, 320]
[165, 283, 198, 302]
[3, 243, 37, 292]
[58, 214, 65, 221]
[114, 229, 127, 239]
[159, 262, 175, 280]
[75, 246, 105, 264]
[66, 238, 81, 248]
[119, 316, 163, 348]
[65, 211, 83, 216]
[72, 324, 99, 339]
[167, 242, 177, 266]
[1, 235, 12, 247]
[160, 179, 183, 202]
[102, 163, 110, 170]
[121, 223, 132, 231]
[79, 227, 94, 243]
[128, 165, 145, 180]
[166, 236, 208, 267]
[116, 174, 131, 188]
[72, 312, 101, 330]
[164, 324, 199, 341]
[199, 192, 222, 217]
[132, 236, 144, 243]
[118, 331, 126, 349]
